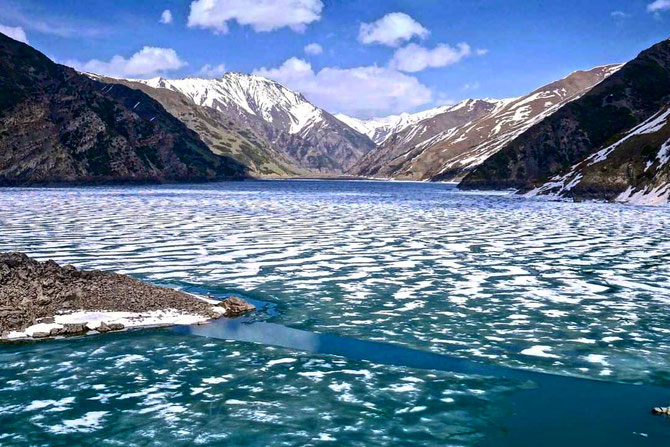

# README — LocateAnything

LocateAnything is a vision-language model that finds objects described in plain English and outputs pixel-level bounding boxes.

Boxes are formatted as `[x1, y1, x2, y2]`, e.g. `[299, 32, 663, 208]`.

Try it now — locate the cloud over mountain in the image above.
[254, 57, 432, 118]
[0, 24, 28, 44]
[391, 43, 473, 73]
[66, 46, 186, 78]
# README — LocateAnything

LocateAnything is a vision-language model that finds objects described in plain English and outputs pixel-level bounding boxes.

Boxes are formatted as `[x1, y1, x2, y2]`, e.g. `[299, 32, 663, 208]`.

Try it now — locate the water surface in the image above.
[1, 180, 669, 445]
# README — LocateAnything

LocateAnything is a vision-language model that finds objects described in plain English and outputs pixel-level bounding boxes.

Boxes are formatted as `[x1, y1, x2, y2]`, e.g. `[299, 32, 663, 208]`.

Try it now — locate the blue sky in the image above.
[1, 0, 670, 118]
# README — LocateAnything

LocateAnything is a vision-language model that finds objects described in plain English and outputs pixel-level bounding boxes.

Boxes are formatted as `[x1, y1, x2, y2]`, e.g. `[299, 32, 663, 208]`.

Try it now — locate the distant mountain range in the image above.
[334, 106, 455, 145]
[1, 30, 668, 204]
[0, 33, 244, 186]
[346, 65, 621, 182]
[461, 38, 670, 205]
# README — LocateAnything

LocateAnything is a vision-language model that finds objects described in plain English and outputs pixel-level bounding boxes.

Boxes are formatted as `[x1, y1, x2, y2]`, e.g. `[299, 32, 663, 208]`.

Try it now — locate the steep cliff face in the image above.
[461, 39, 670, 196]
[0, 33, 245, 186]
[347, 65, 620, 181]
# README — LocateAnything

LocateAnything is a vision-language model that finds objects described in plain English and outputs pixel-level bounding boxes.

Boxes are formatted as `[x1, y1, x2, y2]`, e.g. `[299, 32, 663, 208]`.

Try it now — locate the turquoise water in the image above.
[1, 180, 669, 445]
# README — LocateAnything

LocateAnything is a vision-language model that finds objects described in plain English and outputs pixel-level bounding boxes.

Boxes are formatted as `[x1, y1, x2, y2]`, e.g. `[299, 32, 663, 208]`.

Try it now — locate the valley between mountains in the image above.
[1, 32, 669, 205]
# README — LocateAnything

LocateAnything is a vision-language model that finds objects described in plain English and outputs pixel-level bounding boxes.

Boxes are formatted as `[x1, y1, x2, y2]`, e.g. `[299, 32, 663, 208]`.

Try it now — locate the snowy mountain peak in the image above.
[335, 98, 504, 145]
[139, 72, 324, 135]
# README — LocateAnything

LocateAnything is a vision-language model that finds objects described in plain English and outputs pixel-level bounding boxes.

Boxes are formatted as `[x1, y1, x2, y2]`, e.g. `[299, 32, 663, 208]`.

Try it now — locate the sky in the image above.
[1, 0, 670, 119]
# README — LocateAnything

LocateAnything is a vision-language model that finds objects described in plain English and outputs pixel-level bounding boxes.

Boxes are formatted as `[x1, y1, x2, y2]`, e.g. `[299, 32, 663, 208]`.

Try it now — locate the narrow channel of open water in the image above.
[1, 180, 669, 445]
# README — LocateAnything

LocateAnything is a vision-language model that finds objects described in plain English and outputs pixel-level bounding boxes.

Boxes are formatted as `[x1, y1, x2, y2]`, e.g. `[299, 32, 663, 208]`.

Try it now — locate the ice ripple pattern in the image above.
[0, 333, 521, 445]
[1, 181, 669, 382]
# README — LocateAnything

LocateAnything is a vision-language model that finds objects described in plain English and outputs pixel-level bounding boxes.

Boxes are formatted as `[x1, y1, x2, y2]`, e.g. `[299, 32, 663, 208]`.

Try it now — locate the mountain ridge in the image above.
[347, 65, 622, 182]
[119, 73, 376, 175]
[460, 37, 670, 205]
[0, 33, 245, 186]
[334, 104, 458, 145]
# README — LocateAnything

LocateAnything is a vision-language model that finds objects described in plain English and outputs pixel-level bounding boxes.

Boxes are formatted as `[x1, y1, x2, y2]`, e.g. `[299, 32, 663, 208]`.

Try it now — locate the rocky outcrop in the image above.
[461, 38, 670, 203]
[0, 252, 254, 337]
[0, 33, 246, 186]
[220, 296, 256, 316]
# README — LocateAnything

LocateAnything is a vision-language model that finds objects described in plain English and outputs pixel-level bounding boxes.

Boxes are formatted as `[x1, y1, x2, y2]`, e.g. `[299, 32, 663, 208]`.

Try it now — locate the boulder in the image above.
[97, 321, 125, 333]
[32, 331, 50, 338]
[49, 323, 88, 336]
[220, 296, 256, 317]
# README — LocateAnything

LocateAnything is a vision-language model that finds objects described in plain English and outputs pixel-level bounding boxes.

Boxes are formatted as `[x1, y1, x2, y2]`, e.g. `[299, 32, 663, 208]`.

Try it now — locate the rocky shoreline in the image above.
[0, 252, 255, 340]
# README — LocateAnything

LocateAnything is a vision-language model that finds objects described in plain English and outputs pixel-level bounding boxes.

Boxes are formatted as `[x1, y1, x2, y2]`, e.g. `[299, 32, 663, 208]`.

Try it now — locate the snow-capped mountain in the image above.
[525, 106, 670, 205]
[335, 105, 454, 145]
[143, 73, 328, 137]
[462, 38, 670, 205]
[117, 73, 375, 174]
[350, 65, 622, 181]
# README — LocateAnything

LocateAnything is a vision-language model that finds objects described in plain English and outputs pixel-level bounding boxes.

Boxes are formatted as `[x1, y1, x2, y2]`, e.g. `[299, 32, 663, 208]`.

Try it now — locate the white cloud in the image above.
[199, 63, 227, 78]
[304, 42, 323, 55]
[253, 57, 432, 118]
[66, 47, 187, 78]
[475, 48, 489, 56]
[0, 24, 28, 44]
[358, 12, 429, 47]
[648, 0, 670, 12]
[160, 9, 173, 24]
[391, 43, 472, 73]
[610, 11, 629, 18]
[463, 82, 480, 91]
[188, 0, 323, 33]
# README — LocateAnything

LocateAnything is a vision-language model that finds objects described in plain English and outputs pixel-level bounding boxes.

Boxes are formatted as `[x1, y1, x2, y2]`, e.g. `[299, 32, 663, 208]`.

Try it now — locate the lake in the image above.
[1, 180, 669, 445]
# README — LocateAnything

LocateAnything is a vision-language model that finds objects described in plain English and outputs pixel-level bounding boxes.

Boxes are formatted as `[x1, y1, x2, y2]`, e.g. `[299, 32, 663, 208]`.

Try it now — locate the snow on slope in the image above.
[126, 72, 375, 174]
[140, 73, 326, 136]
[526, 106, 670, 206]
[335, 104, 458, 145]
[351, 64, 624, 182]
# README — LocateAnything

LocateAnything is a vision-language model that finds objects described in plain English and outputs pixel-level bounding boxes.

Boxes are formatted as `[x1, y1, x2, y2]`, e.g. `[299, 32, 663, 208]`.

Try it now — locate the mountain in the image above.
[89, 74, 305, 178]
[460, 38, 670, 205]
[334, 106, 454, 145]
[123, 74, 376, 175]
[349, 65, 621, 181]
[525, 107, 670, 205]
[0, 33, 245, 186]
[349, 99, 504, 179]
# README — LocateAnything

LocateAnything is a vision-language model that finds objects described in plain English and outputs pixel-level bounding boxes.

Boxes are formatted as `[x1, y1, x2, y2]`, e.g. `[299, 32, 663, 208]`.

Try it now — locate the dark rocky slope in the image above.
[525, 106, 670, 204]
[461, 38, 670, 200]
[0, 33, 246, 186]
